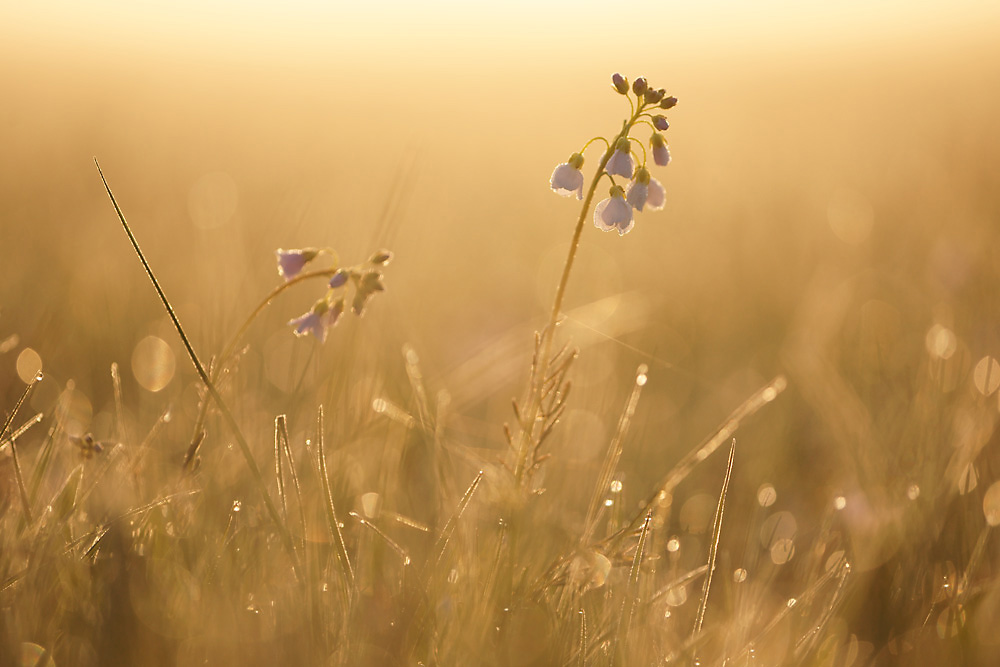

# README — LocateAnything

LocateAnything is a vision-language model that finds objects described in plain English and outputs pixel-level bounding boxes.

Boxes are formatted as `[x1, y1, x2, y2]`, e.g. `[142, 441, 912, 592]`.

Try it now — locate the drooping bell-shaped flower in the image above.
[594, 185, 634, 236]
[626, 167, 652, 212]
[605, 138, 634, 179]
[646, 176, 666, 211]
[276, 248, 320, 280]
[289, 298, 342, 342]
[550, 152, 585, 200]
[650, 133, 671, 167]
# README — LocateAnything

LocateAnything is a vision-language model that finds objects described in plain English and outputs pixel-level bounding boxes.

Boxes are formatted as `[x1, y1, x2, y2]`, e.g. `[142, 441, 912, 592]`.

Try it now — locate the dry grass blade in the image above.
[426, 470, 484, 578]
[649, 564, 710, 604]
[692, 439, 736, 639]
[0, 412, 43, 451]
[110, 362, 131, 447]
[726, 557, 851, 665]
[603, 375, 786, 551]
[96, 160, 302, 579]
[274, 416, 288, 523]
[276, 415, 307, 553]
[615, 510, 652, 665]
[3, 376, 41, 524]
[316, 405, 356, 595]
[582, 364, 648, 545]
[578, 607, 588, 667]
[348, 512, 410, 564]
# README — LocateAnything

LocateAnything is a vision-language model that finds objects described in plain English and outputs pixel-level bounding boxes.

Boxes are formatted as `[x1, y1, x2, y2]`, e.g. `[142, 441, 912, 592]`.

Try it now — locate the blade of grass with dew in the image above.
[277, 415, 308, 553]
[578, 607, 588, 667]
[602, 375, 786, 552]
[0, 412, 43, 452]
[315, 405, 355, 596]
[2, 374, 41, 525]
[692, 439, 736, 641]
[274, 416, 288, 524]
[582, 364, 648, 545]
[95, 159, 301, 580]
[615, 510, 652, 666]
[793, 552, 853, 662]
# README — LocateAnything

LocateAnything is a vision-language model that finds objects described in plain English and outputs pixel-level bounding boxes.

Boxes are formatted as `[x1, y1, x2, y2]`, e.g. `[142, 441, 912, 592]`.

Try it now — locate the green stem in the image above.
[513, 105, 646, 486]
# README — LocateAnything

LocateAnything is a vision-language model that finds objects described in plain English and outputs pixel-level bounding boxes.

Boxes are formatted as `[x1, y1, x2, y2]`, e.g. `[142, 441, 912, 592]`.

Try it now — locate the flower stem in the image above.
[513, 105, 645, 486]
[183, 267, 336, 469]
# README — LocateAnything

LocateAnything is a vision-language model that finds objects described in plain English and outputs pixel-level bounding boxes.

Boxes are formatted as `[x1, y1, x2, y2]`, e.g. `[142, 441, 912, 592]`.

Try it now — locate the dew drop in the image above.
[834, 495, 847, 510]
[666, 537, 680, 552]
[786, 598, 797, 608]
[132, 335, 176, 392]
[372, 398, 388, 413]
[906, 484, 920, 501]
[757, 483, 777, 507]
[16, 347, 42, 384]
[925, 324, 957, 360]
[609, 479, 623, 494]
[232, 500, 242, 513]
[983, 480, 1000, 526]
[604, 499, 614, 507]
[636, 373, 648, 387]
[761, 386, 778, 402]
[974, 356, 1000, 396]
[733, 568, 747, 583]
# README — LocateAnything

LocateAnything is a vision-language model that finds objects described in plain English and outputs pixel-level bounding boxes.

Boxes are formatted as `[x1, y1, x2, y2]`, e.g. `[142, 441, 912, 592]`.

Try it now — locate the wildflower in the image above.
[289, 298, 343, 342]
[632, 77, 648, 96]
[650, 133, 671, 167]
[653, 115, 669, 131]
[646, 177, 666, 211]
[660, 96, 678, 110]
[605, 138, 634, 179]
[329, 268, 349, 289]
[276, 248, 320, 280]
[612, 73, 629, 95]
[594, 185, 634, 236]
[550, 153, 586, 199]
[626, 167, 651, 211]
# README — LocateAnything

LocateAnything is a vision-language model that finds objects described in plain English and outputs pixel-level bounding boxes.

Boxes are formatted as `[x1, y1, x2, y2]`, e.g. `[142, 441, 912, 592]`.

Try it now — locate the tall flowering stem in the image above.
[514, 75, 676, 488]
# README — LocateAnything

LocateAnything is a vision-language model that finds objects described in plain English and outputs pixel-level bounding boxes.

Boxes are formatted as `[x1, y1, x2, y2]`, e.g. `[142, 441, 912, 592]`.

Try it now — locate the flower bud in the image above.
[568, 152, 585, 169]
[653, 115, 670, 131]
[612, 73, 629, 95]
[329, 268, 349, 289]
[632, 77, 648, 96]
[369, 249, 393, 266]
[660, 96, 678, 109]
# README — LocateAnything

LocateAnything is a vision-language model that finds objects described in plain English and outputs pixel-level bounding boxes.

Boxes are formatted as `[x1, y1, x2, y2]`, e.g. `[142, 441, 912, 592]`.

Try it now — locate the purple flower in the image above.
[605, 138, 634, 179]
[612, 73, 629, 95]
[329, 269, 349, 289]
[626, 168, 651, 212]
[276, 248, 319, 280]
[289, 299, 343, 342]
[550, 152, 585, 200]
[650, 133, 671, 167]
[594, 186, 634, 236]
[646, 177, 666, 211]
[653, 115, 669, 131]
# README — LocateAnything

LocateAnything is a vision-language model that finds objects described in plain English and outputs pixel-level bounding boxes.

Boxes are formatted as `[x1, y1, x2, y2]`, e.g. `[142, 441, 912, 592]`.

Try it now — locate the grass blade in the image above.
[692, 439, 736, 639]
[316, 405, 355, 595]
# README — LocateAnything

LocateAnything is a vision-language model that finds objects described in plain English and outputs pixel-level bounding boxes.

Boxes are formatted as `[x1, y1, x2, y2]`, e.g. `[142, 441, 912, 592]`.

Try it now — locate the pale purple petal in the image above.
[276, 249, 309, 280]
[289, 311, 328, 342]
[653, 144, 671, 167]
[550, 163, 584, 199]
[646, 178, 666, 211]
[626, 181, 648, 212]
[605, 150, 634, 179]
[593, 199, 617, 232]
[329, 269, 349, 288]
[595, 196, 634, 235]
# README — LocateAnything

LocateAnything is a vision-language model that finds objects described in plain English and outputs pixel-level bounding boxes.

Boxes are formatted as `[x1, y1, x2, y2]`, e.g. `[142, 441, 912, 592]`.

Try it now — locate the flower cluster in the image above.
[276, 247, 392, 342]
[549, 73, 677, 236]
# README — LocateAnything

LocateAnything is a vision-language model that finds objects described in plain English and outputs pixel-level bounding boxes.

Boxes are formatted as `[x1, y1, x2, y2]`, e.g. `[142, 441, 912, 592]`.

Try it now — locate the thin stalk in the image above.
[3, 376, 40, 524]
[513, 105, 647, 486]
[184, 266, 337, 468]
[95, 159, 302, 580]
[692, 440, 736, 639]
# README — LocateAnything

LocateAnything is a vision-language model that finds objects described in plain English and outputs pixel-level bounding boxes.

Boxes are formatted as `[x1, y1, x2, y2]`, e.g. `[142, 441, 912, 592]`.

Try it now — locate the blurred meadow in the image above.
[3, 1, 1000, 664]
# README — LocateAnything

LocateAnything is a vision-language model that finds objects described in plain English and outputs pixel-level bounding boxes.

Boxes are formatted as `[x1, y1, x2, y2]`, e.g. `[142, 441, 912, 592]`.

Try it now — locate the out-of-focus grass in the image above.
[3, 23, 1000, 666]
